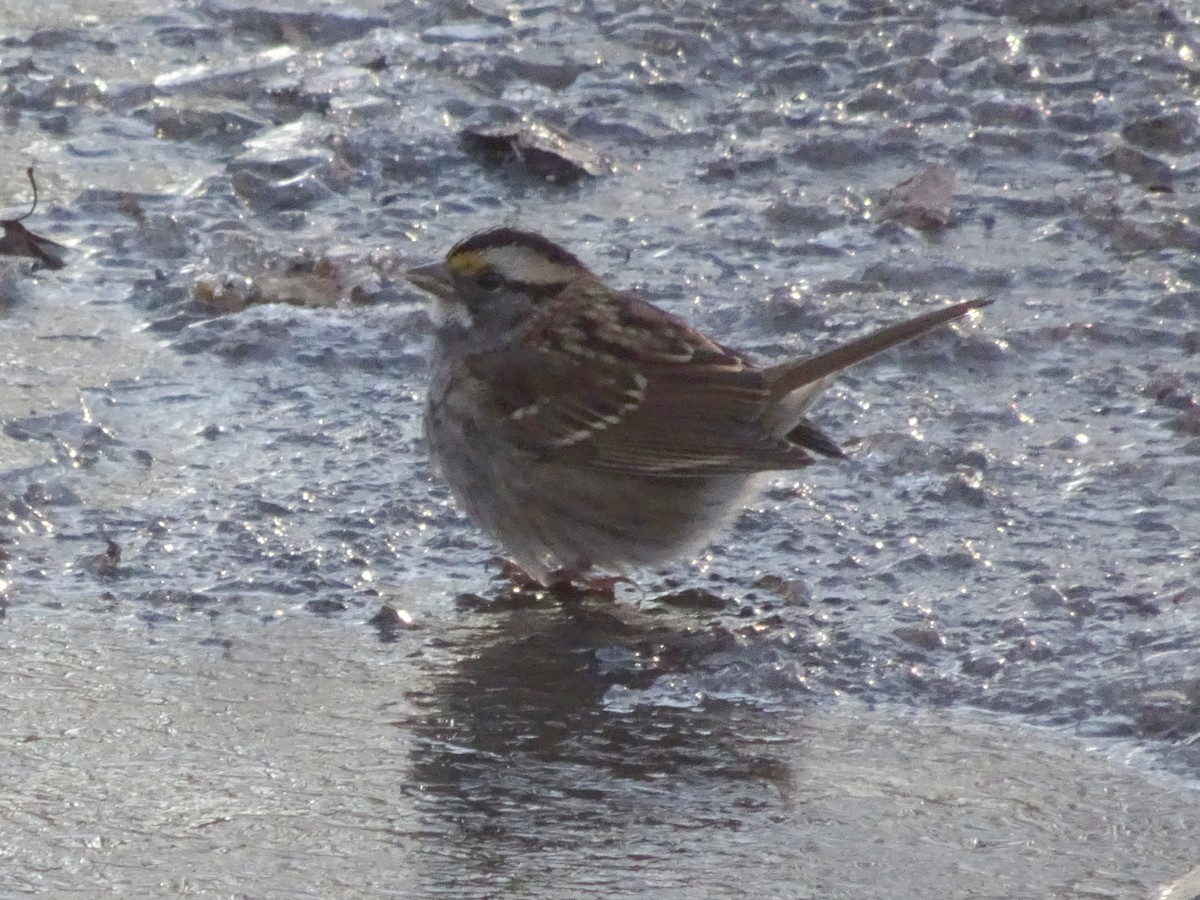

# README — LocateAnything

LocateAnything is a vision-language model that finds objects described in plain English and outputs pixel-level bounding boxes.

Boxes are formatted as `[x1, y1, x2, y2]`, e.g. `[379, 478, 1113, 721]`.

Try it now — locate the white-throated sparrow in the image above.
[408, 228, 989, 587]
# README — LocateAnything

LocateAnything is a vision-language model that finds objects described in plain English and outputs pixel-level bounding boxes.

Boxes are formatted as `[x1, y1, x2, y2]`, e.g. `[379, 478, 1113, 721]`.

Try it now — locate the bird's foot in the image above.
[491, 558, 635, 601]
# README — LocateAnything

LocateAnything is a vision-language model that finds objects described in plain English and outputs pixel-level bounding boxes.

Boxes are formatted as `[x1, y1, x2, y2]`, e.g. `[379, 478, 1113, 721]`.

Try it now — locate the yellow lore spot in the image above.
[446, 249, 489, 277]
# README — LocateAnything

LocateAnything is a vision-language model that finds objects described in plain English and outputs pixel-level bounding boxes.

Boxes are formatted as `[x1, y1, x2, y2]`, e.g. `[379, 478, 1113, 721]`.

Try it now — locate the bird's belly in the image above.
[427, 400, 757, 581]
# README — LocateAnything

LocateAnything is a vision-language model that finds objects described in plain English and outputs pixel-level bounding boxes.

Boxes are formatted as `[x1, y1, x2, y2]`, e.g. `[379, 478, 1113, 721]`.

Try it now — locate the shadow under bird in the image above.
[407, 228, 989, 588]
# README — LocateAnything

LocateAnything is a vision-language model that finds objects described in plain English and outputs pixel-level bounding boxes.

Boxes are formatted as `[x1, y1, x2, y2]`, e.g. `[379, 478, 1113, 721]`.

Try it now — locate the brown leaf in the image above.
[878, 163, 956, 230]
[0, 219, 67, 270]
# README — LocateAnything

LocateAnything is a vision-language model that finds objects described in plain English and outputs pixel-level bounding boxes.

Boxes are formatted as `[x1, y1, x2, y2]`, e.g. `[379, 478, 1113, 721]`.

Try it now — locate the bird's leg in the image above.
[547, 564, 638, 600]
[491, 558, 544, 590]
[492, 557, 635, 600]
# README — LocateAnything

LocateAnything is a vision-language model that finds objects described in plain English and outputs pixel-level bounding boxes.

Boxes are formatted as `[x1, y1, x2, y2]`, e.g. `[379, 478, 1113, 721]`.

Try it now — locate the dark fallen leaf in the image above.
[1099, 144, 1174, 192]
[654, 587, 731, 611]
[368, 604, 416, 642]
[193, 257, 360, 312]
[878, 163, 956, 230]
[0, 219, 67, 270]
[461, 122, 613, 184]
[80, 538, 123, 579]
[306, 598, 348, 614]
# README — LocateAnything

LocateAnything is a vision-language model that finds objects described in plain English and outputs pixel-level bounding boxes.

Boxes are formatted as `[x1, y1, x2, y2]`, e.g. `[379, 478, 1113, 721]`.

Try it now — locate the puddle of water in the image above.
[2, 603, 1197, 898]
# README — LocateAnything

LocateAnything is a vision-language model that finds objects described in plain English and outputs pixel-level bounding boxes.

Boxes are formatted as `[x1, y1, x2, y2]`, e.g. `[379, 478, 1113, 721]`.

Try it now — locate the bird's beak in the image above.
[406, 260, 456, 302]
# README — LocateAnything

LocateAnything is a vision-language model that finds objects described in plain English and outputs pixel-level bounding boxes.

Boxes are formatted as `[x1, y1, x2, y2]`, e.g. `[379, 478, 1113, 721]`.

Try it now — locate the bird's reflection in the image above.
[402, 595, 797, 892]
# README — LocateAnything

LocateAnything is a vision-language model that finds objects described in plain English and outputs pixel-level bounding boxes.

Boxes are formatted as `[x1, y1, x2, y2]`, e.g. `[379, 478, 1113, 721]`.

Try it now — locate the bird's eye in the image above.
[476, 269, 504, 291]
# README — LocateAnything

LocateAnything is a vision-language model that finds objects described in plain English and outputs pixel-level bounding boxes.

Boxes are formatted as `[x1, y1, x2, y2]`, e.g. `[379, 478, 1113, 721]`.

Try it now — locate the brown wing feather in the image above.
[472, 283, 815, 475]
[465, 347, 647, 455]
[569, 365, 814, 474]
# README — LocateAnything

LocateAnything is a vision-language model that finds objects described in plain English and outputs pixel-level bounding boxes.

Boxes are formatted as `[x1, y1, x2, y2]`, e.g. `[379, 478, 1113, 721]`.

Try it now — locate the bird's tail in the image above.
[760, 297, 991, 442]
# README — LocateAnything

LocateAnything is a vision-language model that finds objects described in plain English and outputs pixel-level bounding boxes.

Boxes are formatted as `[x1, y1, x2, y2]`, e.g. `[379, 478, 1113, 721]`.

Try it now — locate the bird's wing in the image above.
[468, 285, 816, 475]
